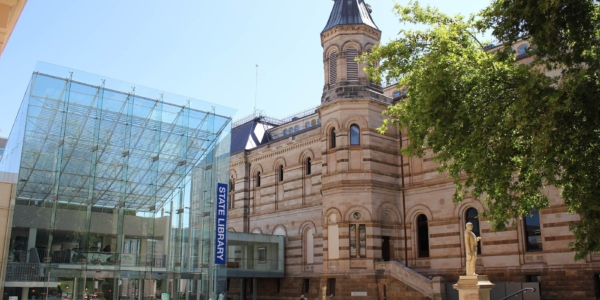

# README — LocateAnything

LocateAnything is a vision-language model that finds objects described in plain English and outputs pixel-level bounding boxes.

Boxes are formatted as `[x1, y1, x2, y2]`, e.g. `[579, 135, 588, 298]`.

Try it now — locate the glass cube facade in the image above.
[0, 63, 234, 300]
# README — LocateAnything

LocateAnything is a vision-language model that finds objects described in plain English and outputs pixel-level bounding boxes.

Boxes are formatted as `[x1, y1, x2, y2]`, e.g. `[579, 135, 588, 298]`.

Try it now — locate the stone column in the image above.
[453, 275, 494, 300]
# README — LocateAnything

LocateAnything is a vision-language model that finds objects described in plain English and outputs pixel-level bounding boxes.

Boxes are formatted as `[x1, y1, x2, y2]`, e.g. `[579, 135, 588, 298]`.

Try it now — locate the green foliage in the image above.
[365, 0, 600, 260]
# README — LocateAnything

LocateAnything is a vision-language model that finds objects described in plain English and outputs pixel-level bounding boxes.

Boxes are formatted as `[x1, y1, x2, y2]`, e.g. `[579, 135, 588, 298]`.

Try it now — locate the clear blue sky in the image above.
[0, 0, 489, 138]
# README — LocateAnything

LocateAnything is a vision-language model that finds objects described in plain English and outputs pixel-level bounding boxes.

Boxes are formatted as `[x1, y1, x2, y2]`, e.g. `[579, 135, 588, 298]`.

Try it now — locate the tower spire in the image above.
[322, 0, 378, 33]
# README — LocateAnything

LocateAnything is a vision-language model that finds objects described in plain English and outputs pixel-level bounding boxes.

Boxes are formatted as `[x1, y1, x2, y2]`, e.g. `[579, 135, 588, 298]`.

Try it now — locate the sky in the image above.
[0, 0, 490, 138]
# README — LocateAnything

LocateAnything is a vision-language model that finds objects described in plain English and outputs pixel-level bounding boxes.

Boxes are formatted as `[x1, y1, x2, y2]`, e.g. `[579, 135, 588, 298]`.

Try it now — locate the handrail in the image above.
[500, 287, 536, 300]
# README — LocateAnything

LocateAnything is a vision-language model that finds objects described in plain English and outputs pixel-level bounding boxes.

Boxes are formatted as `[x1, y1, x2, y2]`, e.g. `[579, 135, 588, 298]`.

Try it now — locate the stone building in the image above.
[226, 1, 598, 299]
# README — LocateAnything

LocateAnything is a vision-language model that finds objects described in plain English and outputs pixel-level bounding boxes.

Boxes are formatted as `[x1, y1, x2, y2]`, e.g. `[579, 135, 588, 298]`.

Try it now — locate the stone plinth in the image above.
[452, 275, 494, 300]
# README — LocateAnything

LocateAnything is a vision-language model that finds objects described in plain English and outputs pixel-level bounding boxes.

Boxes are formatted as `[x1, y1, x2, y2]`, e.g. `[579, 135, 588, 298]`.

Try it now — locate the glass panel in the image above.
[359, 224, 366, 257]
[350, 125, 360, 145]
[349, 224, 357, 257]
[525, 211, 543, 251]
[2, 63, 234, 299]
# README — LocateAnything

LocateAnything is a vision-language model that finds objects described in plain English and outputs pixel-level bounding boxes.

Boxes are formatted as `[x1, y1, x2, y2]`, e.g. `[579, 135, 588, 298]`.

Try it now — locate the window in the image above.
[305, 121, 310, 128]
[349, 224, 366, 258]
[465, 208, 481, 254]
[256, 172, 261, 187]
[311, 119, 316, 126]
[229, 178, 234, 209]
[329, 52, 338, 85]
[417, 214, 430, 258]
[295, 125, 300, 132]
[289, 127, 293, 133]
[518, 44, 529, 55]
[350, 124, 360, 145]
[279, 165, 284, 182]
[303, 278, 310, 294]
[346, 47, 359, 81]
[317, 118, 321, 124]
[283, 129, 288, 135]
[327, 278, 336, 296]
[330, 128, 336, 149]
[524, 210, 543, 251]
[306, 157, 312, 175]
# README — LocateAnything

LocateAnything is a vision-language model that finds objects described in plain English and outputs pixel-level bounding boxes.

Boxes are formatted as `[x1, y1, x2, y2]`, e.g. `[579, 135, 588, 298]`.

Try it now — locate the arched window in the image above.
[256, 172, 261, 187]
[295, 125, 300, 132]
[311, 119, 316, 126]
[305, 121, 310, 128]
[279, 165, 284, 182]
[330, 128, 336, 149]
[518, 44, 529, 55]
[346, 47, 359, 82]
[289, 127, 294, 133]
[524, 210, 543, 251]
[417, 214, 430, 258]
[306, 157, 312, 175]
[350, 124, 360, 145]
[465, 208, 481, 254]
[329, 52, 338, 85]
[283, 129, 288, 135]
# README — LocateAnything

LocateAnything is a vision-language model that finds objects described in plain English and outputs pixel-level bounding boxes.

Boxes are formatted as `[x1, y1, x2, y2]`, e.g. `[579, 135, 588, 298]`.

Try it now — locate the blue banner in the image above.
[214, 183, 228, 265]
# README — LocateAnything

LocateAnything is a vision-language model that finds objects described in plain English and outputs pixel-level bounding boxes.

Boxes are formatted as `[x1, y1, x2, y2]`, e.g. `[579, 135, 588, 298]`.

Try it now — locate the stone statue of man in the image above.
[465, 222, 481, 276]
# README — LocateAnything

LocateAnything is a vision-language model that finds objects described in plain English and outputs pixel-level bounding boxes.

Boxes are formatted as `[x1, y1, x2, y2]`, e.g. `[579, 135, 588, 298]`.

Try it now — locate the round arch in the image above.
[376, 202, 402, 224]
[342, 115, 368, 132]
[299, 220, 318, 236]
[324, 207, 343, 225]
[344, 205, 373, 222]
[341, 40, 363, 53]
[272, 225, 287, 236]
[325, 44, 341, 58]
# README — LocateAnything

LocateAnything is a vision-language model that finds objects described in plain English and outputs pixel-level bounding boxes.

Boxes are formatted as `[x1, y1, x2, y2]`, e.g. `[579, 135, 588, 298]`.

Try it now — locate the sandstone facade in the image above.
[225, 1, 599, 299]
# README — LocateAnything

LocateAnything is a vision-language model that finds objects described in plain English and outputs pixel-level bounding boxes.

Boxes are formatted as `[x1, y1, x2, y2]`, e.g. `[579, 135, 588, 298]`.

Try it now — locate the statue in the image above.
[465, 222, 481, 276]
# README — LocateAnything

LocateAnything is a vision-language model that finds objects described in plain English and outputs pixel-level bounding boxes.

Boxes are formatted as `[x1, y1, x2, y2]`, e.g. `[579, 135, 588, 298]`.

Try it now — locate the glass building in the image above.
[0, 63, 234, 300]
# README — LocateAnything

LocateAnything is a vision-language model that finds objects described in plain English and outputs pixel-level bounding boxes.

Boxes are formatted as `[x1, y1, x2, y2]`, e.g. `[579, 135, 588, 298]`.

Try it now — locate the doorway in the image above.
[382, 236, 390, 261]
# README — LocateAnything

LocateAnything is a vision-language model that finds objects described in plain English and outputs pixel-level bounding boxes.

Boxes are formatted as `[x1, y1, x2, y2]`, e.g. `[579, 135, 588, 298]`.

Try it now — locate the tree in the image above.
[364, 0, 600, 259]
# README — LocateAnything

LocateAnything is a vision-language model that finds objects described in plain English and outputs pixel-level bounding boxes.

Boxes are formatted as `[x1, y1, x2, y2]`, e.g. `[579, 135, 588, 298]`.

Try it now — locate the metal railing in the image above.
[500, 287, 536, 300]
[4, 262, 53, 282]
[12, 248, 166, 267]
[232, 106, 319, 129]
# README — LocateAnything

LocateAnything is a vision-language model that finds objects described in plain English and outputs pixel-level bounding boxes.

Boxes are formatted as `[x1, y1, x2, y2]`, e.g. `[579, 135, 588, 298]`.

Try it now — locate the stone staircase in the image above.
[375, 261, 446, 299]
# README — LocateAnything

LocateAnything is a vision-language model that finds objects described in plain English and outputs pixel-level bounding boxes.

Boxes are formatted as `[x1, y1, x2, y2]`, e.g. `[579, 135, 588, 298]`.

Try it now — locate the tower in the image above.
[320, 0, 383, 103]
[318, 0, 401, 283]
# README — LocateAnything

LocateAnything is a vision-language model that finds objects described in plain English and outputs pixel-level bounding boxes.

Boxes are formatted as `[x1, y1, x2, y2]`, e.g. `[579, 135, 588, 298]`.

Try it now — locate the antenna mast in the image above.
[254, 64, 258, 115]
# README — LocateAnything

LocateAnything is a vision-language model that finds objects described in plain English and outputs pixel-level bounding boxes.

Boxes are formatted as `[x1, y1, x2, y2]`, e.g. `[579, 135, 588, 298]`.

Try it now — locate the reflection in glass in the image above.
[349, 224, 357, 257]
[525, 211, 543, 251]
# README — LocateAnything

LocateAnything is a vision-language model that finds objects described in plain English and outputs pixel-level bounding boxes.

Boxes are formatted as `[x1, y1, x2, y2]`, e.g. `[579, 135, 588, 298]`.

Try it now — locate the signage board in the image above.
[214, 183, 228, 264]
[120, 253, 136, 266]
[351, 291, 368, 296]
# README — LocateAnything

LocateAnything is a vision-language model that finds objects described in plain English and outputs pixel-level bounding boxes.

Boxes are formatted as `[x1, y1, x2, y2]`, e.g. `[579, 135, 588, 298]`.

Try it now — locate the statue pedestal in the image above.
[453, 275, 494, 300]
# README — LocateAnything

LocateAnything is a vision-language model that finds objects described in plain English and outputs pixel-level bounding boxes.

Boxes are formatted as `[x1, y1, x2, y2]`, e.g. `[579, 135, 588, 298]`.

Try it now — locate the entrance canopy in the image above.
[0, 63, 234, 211]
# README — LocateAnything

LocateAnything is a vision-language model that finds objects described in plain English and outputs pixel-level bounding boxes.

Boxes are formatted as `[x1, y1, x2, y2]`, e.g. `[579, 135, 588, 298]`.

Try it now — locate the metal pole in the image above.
[46, 270, 50, 300]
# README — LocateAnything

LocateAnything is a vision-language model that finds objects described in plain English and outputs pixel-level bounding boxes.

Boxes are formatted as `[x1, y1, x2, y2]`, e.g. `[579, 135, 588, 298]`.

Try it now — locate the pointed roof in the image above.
[322, 0, 379, 33]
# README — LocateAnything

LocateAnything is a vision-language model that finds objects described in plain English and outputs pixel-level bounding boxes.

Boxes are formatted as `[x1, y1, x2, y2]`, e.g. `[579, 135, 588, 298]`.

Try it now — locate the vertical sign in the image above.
[214, 183, 228, 265]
